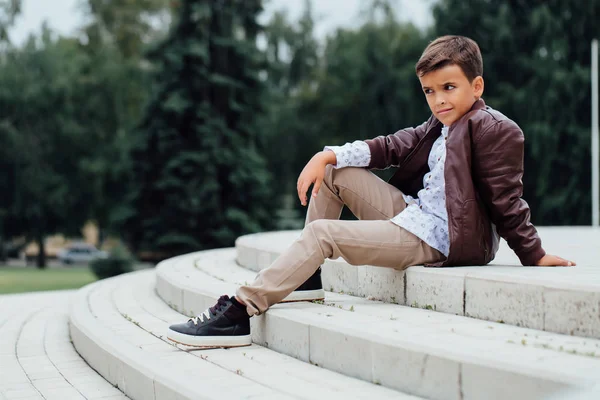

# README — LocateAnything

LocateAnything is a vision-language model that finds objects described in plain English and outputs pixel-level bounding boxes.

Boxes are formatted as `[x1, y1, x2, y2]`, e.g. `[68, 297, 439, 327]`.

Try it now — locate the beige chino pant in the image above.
[236, 165, 444, 316]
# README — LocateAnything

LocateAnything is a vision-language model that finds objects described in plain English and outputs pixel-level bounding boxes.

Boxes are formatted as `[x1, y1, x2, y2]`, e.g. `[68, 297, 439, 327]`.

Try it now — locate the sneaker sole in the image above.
[167, 329, 252, 348]
[279, 288, 325, 303]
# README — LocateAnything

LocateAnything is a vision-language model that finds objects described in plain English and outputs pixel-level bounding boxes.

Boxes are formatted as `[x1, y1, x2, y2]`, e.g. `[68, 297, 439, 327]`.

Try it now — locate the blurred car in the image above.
[57, 243, 108, 265]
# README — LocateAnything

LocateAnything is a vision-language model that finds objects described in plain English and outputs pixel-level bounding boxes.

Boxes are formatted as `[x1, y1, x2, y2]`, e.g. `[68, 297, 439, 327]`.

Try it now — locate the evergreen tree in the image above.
[126, 0, 273, 257]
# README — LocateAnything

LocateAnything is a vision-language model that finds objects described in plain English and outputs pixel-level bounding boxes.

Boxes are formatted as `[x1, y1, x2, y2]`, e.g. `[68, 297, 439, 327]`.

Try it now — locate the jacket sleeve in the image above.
[472, 120, 546, 266]
[364, 119, 429, 169]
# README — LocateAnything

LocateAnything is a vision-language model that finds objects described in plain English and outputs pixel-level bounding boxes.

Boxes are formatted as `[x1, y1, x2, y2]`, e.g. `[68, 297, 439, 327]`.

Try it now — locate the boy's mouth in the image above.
[437, 108, 453, 115]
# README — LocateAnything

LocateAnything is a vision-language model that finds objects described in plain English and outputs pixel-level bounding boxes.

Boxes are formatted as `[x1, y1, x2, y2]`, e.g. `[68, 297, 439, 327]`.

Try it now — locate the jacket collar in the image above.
[470, 98, 486, 112]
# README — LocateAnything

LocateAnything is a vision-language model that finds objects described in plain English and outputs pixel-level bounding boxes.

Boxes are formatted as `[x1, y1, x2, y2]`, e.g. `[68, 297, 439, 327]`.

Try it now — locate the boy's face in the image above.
[418, 64, 484, 126]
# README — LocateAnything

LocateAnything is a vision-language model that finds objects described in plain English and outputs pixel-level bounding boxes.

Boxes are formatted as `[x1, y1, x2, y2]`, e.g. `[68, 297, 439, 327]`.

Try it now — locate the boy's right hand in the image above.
[297, 151, 336, 206]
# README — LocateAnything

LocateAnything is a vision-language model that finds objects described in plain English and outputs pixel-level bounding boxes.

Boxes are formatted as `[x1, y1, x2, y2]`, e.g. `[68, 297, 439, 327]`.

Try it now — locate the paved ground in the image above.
[0, 290, 128, 400]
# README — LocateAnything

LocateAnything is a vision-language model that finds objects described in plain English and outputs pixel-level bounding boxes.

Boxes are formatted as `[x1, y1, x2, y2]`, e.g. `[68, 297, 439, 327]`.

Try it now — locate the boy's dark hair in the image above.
[415, 35, 483, 82]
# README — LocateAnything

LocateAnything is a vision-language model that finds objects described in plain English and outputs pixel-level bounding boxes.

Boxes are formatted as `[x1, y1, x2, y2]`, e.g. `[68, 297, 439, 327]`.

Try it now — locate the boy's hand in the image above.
[536, 254, 576, 267]
[297, 151, 336, 206]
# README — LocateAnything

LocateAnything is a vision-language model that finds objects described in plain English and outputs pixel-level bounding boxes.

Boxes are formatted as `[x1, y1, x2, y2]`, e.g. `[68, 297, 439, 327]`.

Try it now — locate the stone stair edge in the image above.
[127, 270, 415, 400]
[70, 269, 410, 400]
[233, 232, 600, 339]
[161, 250, 600, 360]
[169, 246, 600, 340]
[69, 275, 220, 400]
[235, 230, 600, 289]
[155, 251, 600, 400]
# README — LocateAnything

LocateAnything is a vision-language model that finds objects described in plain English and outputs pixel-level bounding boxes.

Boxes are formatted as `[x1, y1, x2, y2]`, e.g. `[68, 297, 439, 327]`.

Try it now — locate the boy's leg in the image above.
[306, 165, 408, 223]
[166, 166, 436, 347]
[236, 219, 443, 316]
[286, 165, 409, 301]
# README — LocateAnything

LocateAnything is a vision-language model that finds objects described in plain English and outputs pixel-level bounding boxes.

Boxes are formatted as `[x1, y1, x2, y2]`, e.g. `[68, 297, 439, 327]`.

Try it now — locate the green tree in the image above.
[83, 0, 173, 59]
[260, 1, 320, 204]
[312, 17, 429, 148]
[0, 28, 95, 267]
[285, 7, 429, 189]
[78, 0, 176, 246]
[126, 0, 274, 257]
[0, 0, 21, 43]
[432, 0, 600, 225]
[75, 40, 148, 248]
[0, 119, 20, 261]
[260, 1, 429, 222]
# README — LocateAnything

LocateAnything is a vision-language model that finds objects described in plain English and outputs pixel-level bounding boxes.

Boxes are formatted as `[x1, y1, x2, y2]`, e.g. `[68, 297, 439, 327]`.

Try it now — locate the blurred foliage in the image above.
[0, 0, 21, 43]
[89, 245, 134, 279]
[124, 0, 275, 257]
[0, 27, 96, 268]
[261, 0, 429, 212]
[82, 0, 174, 58]
[0, 0, 172, 267]
[0, 0, 597, 266]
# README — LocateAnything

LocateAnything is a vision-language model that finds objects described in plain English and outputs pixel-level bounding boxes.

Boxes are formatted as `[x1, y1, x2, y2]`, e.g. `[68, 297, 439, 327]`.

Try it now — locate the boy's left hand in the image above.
[536, 254, 576, 267]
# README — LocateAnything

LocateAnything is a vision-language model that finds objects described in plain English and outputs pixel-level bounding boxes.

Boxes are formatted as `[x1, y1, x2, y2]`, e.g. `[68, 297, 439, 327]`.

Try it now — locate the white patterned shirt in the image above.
[324, 125, 450, 256]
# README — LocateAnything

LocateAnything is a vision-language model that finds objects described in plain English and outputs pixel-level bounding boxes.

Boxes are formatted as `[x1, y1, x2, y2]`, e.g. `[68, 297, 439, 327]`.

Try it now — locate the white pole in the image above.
[593, 39, 599, 227]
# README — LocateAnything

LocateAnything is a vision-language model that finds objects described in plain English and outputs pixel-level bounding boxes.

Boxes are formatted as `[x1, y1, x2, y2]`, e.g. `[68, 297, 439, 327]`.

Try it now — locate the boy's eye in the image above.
[445, 85, 455, 90]
[424, 89, 433, 94]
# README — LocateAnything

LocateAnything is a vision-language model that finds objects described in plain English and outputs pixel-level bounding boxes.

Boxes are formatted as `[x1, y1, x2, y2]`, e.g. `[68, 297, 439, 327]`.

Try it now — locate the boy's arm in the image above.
[323, 141, 371, 169]
[299, 120, 427, 205]
[365, 119, 429, 169]
[471, 120, 546, 266]
[324, 117, 429, 171]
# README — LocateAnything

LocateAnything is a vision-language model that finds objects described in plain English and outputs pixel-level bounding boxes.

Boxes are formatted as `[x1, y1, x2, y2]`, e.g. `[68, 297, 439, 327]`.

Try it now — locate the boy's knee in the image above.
[304, 220, 334, 257]
[305, 219, 330, 238]
[328, 164, 367, 186]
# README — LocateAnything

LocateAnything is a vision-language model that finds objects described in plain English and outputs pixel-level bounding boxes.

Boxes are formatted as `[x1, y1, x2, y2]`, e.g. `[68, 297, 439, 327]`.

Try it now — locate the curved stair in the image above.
[156, 247, 600, 400]
[69, 269, 409, 400]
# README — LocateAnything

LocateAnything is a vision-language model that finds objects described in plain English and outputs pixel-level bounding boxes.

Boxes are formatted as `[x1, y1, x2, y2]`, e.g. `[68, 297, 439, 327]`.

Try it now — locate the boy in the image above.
[167, 35, 575, 348]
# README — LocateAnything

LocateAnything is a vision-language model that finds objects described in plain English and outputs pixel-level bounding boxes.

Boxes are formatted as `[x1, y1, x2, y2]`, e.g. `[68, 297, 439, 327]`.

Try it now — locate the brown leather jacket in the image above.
[365, 99, 545, 267]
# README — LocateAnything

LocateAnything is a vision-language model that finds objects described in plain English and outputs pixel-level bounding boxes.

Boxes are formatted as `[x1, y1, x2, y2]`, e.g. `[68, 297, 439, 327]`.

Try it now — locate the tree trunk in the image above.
[98, 226, 105, 249]
[0, 234, 5, 263]
[0, 217, 5, 263]
[36, 231, 46, 269]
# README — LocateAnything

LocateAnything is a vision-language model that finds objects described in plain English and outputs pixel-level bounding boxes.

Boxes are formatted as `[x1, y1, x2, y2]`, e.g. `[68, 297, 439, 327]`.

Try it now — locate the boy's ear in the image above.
[472, 76, 484, 98]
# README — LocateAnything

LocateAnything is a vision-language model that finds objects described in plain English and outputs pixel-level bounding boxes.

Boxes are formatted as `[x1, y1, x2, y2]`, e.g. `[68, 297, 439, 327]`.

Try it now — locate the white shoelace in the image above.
[189, 295, 230, 325]
[190, 310, 211, 325]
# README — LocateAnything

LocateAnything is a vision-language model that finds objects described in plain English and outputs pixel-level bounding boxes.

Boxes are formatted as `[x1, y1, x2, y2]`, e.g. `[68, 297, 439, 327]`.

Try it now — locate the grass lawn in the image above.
[0, 266, 98, 294]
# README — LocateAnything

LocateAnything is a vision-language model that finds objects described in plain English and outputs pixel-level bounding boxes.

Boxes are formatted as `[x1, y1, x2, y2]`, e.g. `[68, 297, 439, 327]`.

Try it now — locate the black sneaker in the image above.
[280, 267, 325, 303]
[167, 295, 251, 348]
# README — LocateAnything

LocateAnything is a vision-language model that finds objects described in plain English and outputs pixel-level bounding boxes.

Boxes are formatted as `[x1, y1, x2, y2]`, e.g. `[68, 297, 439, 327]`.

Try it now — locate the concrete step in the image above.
[0, 291, 127, 400]
[235, 227, 600, 339]
[156, 248, 600, 400]
[69, 270, 408, 400]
